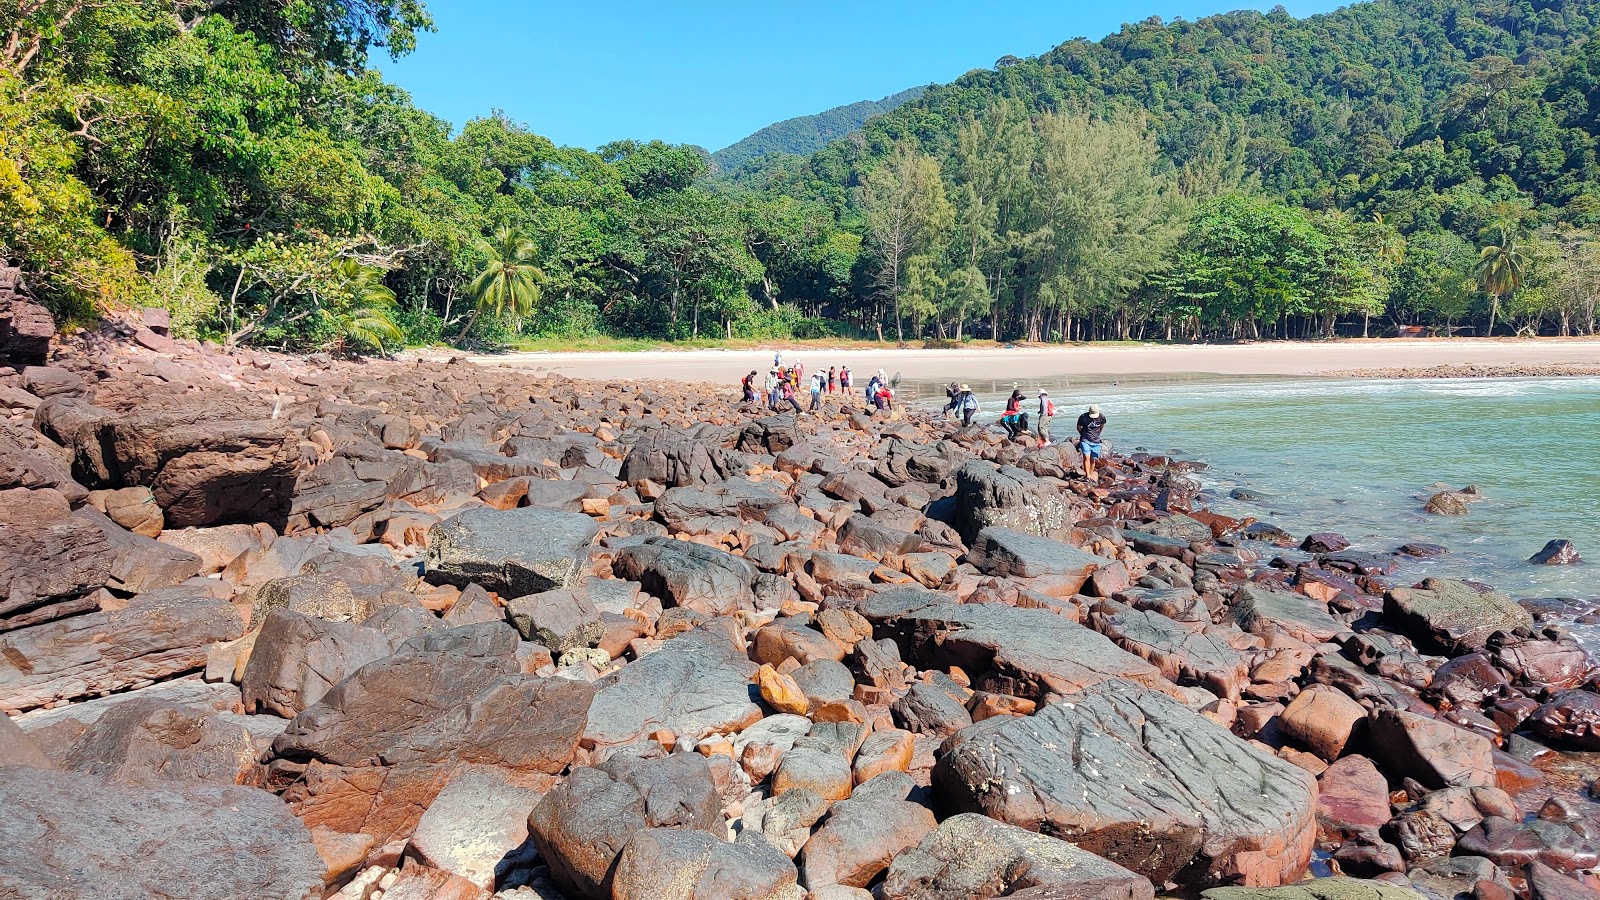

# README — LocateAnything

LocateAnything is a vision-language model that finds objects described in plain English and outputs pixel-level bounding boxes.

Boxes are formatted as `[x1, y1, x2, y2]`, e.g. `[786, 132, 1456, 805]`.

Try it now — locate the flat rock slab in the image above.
[1088, 599, 1251, 700]
[0, 766, 324, 900]
[1231, 584, 1346, 644]
[426, 507, 599, 597]
[408, 766, 548, 890]
[0, 590, 244, 713]
[612, 536, 757, 616]
[584, 621, 762, 750]
[1384, 578, 1532, 653]
[881, 812, 1154, 900]
[971, 526, 1107, 592]
[934, 678, 1317, 888]
[1200, 879, 1427, 899]
[863, 588, 1170, 701]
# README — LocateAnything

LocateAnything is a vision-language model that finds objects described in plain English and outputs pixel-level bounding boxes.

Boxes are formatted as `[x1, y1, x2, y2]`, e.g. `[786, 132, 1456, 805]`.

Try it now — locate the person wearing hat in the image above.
[954, 384, 978, 427]
[763, 368, 781, 411]
[1036, 390, 1055, 446]
[1076, 403, 1109, 481]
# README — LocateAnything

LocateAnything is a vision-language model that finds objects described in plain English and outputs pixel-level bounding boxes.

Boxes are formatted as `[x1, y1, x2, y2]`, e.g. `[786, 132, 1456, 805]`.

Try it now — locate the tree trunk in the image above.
[1486, 294, 1499, 338]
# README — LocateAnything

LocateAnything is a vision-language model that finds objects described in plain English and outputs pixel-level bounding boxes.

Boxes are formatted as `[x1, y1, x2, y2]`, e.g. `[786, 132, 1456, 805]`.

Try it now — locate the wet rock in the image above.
[1384, 578, 1533, 653]
[863, 589, 1170, 701]
[1456, 816, 1600, 874]
[0, 588, 243, 713]
[0, 766, 324, 899]
[613, 537, 758, 616]
[1525, 860, 1600, 900]
[426, 507, 599, 598]
[584, 622, 761, 750]
[1493, 637, 1591, 693]
[934, 678, 1317, 887]
[613, 829, 800, 900]
[1366, 707, 1495, 789]
[1425, 492, 1470, 516]
[1530, 691, 1600, 750]
[1407, 856, 1509, 900]
[879, 812, 1155, 900]
[240, 608, 396, 718]
[1302, 533, 1351, 554]
[529, 754, 721, 900]
[1530, 540, 1582, 566]
[1428, 652, 1510, 708]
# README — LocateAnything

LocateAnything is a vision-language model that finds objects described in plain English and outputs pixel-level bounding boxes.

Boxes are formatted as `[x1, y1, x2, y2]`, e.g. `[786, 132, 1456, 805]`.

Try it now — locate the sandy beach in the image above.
[463, 338, 1600, 384]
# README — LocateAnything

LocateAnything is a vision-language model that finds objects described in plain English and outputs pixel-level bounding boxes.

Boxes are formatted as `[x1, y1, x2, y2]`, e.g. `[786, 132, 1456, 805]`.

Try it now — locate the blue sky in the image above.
[381, 1, 1348, 152]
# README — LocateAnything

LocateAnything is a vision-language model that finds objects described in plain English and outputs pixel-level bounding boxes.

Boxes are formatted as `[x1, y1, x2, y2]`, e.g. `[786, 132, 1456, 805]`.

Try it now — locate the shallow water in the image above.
[942, 376, 1600, 613]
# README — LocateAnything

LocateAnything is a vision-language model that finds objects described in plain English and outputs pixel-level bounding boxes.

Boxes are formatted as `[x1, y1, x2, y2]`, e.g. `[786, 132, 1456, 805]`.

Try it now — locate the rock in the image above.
[953, 459, 1079, 543]
[408, 767, 548, 891]
[0, 419, 86, 501]
[757, 786, 831, 857]
[506, 589, 603, 653]
[880, 812, 1155, 900]
[528, 754, 721, 900]
[863, 589, 1170, 701]
[1279, 685, 1367, 761]
[1384, 578, 1532, 653]
[1316, 756, 1391, 839]
[0, 269, 55, 366]
[584, 622, 761, 750]
[1302, 533, 1351, 554]
[101, 486, 164, 537]
[613, 829, 800, 900]
[852, 729, 914, 785]
[1529, 540, 1583, 566]
[0, 710, 51, 768]
[934, 678, 1317, 887]
[1366, 707, 1495, 789]
[1200, 879, 1427, 898]
[613, 537, 758, 616]
[426, 507, 599, 598]
[1525, 860, 1600, 900]
[838, 514, 923, 561]
[1531, 691, 1600, 750]
[890, 682, 973, 737]
[0, 588, 243, 713]
[60, 699, 272, 785]
[758, 664, 810, 716]
[655, 481, 788, 532]
[1232, 584, 1346, 644]
[773, 746, 853, 801]
[1087, 599, 1251, 700]
[240, 608, 396, 718]
[0, 487, 111, 630]
[1425, 492, 1470, 516]
[0, 766, 324, 899]
[1456, 816, 1600, 874]
[84, 507, 205, 596]
[620, 426, 737, 488]
[800, 779, 936, 889]
[970, 526, 1107, 593]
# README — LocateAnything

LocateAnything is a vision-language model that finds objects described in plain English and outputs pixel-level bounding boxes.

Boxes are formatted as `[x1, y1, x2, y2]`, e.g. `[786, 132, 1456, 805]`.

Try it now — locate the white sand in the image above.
[463, 339, 1600, 384]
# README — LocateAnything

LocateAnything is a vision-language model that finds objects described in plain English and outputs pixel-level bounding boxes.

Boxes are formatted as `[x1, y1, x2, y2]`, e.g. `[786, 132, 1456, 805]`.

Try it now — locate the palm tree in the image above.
[327, 259, 403, 353]
[1476, 223, 1529, 337]
[460, 227, 544, 341]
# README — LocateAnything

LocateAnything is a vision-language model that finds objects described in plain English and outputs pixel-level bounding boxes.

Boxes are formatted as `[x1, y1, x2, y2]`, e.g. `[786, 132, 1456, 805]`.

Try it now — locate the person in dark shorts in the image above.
[1076, 404, 1108, 481]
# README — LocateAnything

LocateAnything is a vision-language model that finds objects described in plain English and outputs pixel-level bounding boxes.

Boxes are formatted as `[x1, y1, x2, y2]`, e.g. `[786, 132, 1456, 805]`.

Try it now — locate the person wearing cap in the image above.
[1076, 404, 1109, 481]
[1036, 390, 1056, 446]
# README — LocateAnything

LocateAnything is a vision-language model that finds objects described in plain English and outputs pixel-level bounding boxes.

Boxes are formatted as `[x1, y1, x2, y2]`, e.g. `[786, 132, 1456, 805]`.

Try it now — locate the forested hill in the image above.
[712, 87, 927, 172]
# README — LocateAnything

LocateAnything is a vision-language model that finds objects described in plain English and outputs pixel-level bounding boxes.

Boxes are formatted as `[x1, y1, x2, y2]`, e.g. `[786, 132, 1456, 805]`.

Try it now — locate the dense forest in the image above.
[7, 0, 1600, 352]
[712, 87, 928, 173]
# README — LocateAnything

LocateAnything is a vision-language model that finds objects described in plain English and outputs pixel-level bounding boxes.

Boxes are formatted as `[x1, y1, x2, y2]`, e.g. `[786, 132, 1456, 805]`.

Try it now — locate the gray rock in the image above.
[240, 608, 396, 718]
[408, 766, 549, 890]
[584, 621, 761, 750]
[953, 459, 1080, 543]
[506, 588, 603, 653]
[1384, 578, 1534, 653]
[971, 526, 1108, 589]
[800, 782, 936, 889]
[612, 536, 757, 616]
[933, 678, 1317, 887]
[880, 812, 1155, 900]
[426, 507, 599, 597]
[613, 828, 801, 900]
[1200, 880, 1426, 899]
[1231, 584, 1346, 644]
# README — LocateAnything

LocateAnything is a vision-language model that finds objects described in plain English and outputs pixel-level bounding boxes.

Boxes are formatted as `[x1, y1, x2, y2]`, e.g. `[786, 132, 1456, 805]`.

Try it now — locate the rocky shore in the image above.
[4, 270, 1600, 900]
[1328, 363, 1600, 379]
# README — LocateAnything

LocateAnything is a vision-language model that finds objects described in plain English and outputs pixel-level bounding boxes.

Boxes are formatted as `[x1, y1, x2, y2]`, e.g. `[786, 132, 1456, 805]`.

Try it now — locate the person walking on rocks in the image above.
[828, 366, 837, 394]
[780, 377, 803, 414]
[1036, 390, 1055, 446]
[952, 384, 978, 427]
[809, 371, 826, 411]
[1000, 389, 1026, 438]
[840, 366, 852, 393]
[764, 368, 780, 411]
[1077, 403, 1109, 481]
[741, 370, 758, 403]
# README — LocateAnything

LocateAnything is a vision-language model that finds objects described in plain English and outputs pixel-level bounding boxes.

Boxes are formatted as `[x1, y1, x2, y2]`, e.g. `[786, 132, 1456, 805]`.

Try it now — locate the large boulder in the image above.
[0, 487, 110, 630]
[43, 395, 302, 528]
[1384, 578, 1533, 653]
[583, 621, 762, 750]
[934, 679, 1318, 887]
[425, 506, 599, 597]
[620, 425, 738, 488]
[863, 589, 1170, 701]
[0, 766, 324, 899]
[970, 526, 1108, 594]
[800, 777, 937, 889]
[953, 459, 1080, 543]
[880, 812, 1155, 900]
[1530, 690, 1600, 750]
[0, 265, 54, 366]
[1087, 599, 1252, 700]
[1365, 707, 1496, 789]
[60, 699, 275, 785]
[612, 536, 758, 616]
[407, 766, 549, 891]
[240, 608, 396, 718]
[655, 481, 789, 532]
[1231, 584, 1346, 644]
[0, 588, 243, 713]
[529, 753, 723, 900]
[612, 829, 801, 900]
[0, 419, 86, 501]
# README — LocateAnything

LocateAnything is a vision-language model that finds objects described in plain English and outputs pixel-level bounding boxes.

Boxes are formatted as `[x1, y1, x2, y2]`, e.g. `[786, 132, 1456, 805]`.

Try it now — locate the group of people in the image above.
[945, 383, 1109, 479]
[740, 352, 898, 414]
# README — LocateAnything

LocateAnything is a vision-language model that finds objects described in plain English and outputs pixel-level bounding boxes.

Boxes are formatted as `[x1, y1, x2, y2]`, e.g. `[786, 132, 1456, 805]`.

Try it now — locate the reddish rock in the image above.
[1366, 706, 1496, 789]
[1531, 691, 1600, 750]
[1316, 756, 1392, 839]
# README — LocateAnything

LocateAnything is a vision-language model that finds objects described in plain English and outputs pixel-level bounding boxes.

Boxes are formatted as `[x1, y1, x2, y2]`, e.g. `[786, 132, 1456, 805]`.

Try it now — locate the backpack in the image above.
[1044, 399, 1055, 417]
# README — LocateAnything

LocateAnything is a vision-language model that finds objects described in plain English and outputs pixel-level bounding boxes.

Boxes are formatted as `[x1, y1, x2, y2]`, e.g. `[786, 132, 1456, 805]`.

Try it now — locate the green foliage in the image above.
[713, 86, 927, 172]
[468, 226, 544, 332]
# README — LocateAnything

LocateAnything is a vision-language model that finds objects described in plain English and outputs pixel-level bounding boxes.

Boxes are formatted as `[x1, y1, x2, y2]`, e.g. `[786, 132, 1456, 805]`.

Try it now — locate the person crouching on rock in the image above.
[1000, 389, 1025, 438]
[780, 378, 804, 414]
[1076, 403, 1108, 481]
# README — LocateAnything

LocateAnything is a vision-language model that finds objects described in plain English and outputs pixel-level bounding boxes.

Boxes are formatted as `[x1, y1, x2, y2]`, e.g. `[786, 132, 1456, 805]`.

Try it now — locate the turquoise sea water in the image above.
[953, 376, 1600, 609]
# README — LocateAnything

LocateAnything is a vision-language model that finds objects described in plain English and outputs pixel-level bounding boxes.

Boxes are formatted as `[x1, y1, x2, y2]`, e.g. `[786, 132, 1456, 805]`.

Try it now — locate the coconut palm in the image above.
[326, 258, 403, 353]
[1476, 223, 1529, 337]
[461, 227, 544, 340]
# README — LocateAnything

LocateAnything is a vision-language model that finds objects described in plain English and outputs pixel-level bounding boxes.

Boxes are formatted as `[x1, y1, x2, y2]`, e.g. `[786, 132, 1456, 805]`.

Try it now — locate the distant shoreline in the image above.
[454, 337, 1600, 384]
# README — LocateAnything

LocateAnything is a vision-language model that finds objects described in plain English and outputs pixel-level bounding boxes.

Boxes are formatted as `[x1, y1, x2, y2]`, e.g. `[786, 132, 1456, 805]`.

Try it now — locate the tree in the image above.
[1476, 222, 1529, 337]
[858, 144, 952, 342]
[464, 226, 544, 339]
[323, 257, 402, 352]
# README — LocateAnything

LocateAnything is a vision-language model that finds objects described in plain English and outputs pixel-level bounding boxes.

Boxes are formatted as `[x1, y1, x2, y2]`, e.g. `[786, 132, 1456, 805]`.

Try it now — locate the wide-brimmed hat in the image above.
[1038, 389, 1049, 396]
[959, 384, 970, 391]
[1089, 404, 1101, 415]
